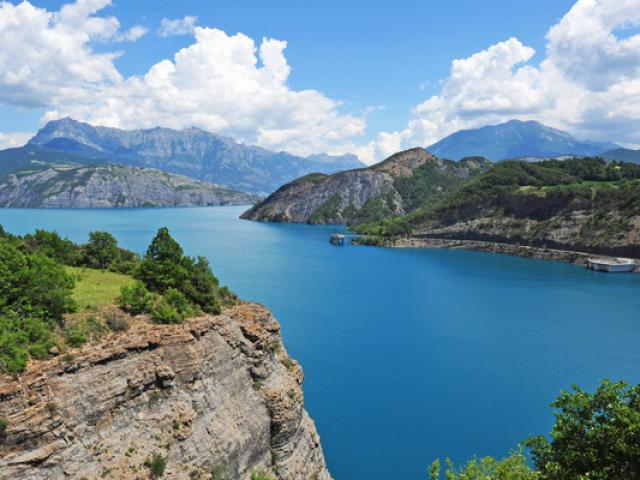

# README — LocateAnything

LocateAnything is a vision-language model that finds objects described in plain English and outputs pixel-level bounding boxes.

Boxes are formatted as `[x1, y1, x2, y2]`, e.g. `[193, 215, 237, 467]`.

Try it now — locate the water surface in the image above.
[1, 206, 639, 479]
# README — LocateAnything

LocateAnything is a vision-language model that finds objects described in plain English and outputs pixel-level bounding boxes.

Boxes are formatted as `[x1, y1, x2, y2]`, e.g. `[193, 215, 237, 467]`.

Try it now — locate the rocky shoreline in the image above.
[376, 235, 640, 273]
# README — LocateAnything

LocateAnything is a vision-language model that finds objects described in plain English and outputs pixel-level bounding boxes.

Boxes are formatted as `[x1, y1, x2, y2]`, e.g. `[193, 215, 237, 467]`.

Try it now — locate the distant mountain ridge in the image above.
[0, 163, 258, 208]
[3, 118, 364, 195]
[600, 148, 640, 164]
[427, 120, 619, 161]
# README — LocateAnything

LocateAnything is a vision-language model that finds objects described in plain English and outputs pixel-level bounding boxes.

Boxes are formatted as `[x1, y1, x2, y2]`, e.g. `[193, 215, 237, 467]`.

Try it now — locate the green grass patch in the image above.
[65, 266, 135, 311]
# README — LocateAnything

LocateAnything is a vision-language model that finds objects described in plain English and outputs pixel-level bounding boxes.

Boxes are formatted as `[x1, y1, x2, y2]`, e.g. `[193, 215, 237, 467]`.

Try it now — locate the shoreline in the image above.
[375, 236, 640, 273]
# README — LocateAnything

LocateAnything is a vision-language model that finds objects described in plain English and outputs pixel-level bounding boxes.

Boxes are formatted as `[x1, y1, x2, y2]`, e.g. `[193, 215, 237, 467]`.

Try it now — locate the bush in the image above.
[250, 471, 274, 480]
[64, 326, 87, 348]
[0, 239, 75, 372]
[136, 228, 222, 315]
[210, 464, 226, 480]
[106, 311, 129, 331]
[428, 450, 537, 479]
[118, 281, 154, 315]
[150, 298, 183, 325]
[0, 417, 8, 434]
[144, 452, 167, 479]
[525, 379, 640, 480]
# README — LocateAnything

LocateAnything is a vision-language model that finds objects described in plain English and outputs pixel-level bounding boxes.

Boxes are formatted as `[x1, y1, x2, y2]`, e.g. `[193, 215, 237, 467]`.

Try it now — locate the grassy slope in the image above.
[65, 266, 135, 311]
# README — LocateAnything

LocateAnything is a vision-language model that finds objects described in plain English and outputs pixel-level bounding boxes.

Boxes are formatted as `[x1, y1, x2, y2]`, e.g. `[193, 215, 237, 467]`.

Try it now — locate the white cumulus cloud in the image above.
[362, 0, 640, 163]
[0, 1, 365, 157]
[158, 15, 197, 37]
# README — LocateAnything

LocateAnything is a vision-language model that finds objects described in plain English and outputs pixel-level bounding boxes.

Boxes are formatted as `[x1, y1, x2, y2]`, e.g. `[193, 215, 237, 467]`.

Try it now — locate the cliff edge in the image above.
[0, 303, 330, 480]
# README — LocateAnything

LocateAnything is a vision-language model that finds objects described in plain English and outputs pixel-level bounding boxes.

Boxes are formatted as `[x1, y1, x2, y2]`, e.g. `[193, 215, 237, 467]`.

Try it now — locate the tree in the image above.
[525, 379, 640, 480]
[83, 231, 119, 269]
[428, 450, 537, 480]
[0, 239, 75, 372]
[136, 228, 222, 314]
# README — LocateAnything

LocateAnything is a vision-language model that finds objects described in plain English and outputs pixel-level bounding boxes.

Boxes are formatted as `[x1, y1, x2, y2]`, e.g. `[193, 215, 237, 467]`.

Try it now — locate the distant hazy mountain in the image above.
[427, 120, 619, 161]
[0, 163, 258, 208]
[3, 118, 364, 195]
[600, 148, 640, 164]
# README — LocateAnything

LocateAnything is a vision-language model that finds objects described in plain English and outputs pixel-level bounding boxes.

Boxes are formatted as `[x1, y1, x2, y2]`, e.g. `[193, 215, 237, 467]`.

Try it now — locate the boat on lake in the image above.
[586, 257, 636, 273]
[329, 233, 345, 245]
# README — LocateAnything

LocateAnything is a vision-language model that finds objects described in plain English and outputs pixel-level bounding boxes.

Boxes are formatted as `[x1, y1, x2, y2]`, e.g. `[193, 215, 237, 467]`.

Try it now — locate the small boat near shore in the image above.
[329, 233, 346, 245]
[586, 257, 636, 273]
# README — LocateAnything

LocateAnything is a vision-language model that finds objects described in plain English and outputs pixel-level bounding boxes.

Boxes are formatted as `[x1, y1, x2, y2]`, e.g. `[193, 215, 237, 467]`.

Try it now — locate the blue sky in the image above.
[0, 0, 638, 162]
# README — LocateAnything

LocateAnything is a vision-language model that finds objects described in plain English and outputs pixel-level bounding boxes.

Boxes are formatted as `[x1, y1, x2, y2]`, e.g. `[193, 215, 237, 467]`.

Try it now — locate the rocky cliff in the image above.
[241, 149, 489, 225]
[0, 164, 259, 208]
[0, 303, 331, 480]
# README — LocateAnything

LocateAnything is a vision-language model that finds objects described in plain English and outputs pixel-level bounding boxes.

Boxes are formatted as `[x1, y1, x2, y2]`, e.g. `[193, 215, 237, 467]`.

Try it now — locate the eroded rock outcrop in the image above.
[0, 304, 330, 480]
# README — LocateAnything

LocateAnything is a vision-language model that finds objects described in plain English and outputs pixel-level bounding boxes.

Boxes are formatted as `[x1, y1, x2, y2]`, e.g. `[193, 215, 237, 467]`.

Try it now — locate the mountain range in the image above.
[427, 120, 620, 161]
[0, 118, 364, 195]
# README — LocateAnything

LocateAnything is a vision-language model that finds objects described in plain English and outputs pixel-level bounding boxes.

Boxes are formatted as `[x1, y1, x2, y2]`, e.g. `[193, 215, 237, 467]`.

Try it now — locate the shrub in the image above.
[210, 464, 226, 480]
[0, 417, 7, 435]
[428, 451, 537, 479]
[106, 311, 129, 331]
[118, 281, 154, 315]
[150, 298, 183, 325]
[144, 452, 167, 479]
[524, 379, 640, 480]
[250, 471, 274, 480]
[64, 326, 87, 348]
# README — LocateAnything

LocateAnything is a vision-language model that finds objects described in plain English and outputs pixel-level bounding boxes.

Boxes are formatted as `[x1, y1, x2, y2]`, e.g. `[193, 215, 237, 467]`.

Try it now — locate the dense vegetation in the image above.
[357, 157, 640, 238]
[0, 226, 230, 372]
[430, 379, 640, 479]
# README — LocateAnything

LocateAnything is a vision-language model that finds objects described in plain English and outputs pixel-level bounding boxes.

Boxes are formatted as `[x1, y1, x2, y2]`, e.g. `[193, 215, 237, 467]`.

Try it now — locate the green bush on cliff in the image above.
[118, 281, 155, 315]
[136, 227, 221, 315]
[144, 452, 167, 478]
[0, 238, 76, 372]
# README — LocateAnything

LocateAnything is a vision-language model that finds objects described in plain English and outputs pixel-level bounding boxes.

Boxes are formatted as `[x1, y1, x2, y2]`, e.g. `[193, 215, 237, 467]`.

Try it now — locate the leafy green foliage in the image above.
[360, 157, 640, 238]
[83, 231, 119, 269]
[64, 326, 87, 348]
[0, 238, 76, 372]
[433, 379, 640, 480]
[23, 229, 81, 265]
[118, 281, 155, 315]
[136, 227, 221, 315]
[144, 452, 167, 478]
[428, 450, 537, 480]
[309, 194, 342, 223]
[250, 471, 274, 480]
[524, 379, 640, 480]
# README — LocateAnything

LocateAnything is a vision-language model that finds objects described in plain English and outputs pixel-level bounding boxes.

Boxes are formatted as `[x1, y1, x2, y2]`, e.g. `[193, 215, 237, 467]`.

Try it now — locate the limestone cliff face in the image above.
[241, 148, 487, 225]
[0, 304, 331, 480]
[0, 165, 259, 208]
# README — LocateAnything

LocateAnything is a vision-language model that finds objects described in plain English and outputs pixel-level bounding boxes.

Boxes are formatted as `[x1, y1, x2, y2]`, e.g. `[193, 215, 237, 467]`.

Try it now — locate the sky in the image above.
[0, 0, 638, 163]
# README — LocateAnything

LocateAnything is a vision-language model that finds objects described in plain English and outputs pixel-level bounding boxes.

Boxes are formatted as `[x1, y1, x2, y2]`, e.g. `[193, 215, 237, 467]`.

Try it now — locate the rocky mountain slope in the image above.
[0, 303, 331, 480]
[0, 164, 258, 208]
[11, 118, 364, 195]
[369, 157, 640, 258]
[427, 120, 618, 161]
[241, 149, 490, 225]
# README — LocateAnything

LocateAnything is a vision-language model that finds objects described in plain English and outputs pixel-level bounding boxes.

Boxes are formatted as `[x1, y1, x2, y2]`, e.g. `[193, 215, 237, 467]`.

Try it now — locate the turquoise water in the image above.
[1, 206, 639, 479]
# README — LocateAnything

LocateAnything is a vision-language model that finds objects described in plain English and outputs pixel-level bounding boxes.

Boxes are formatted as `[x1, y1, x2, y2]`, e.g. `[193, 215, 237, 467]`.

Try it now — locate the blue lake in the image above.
[1, 205, 639, 479]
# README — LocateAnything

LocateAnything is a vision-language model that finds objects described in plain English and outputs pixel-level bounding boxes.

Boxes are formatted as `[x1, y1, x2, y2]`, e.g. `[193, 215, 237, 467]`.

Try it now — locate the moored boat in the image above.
[586, 257, 636, 273]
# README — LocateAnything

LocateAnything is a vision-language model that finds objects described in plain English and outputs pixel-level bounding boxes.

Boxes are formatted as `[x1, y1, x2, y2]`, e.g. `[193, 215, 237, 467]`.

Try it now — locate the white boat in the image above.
[586, 257, 636, 273]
